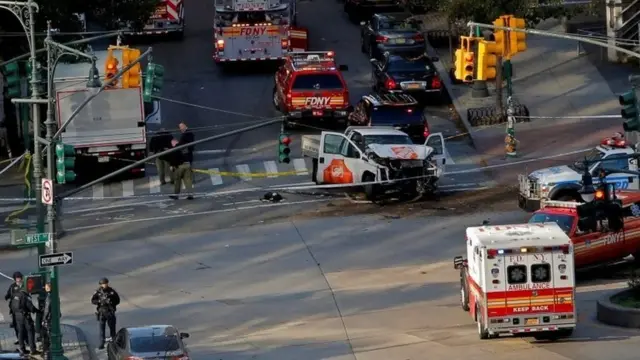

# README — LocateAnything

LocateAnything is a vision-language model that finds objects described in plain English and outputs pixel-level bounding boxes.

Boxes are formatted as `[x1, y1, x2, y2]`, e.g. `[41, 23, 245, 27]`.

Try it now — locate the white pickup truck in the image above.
[301, 126, 447, 199]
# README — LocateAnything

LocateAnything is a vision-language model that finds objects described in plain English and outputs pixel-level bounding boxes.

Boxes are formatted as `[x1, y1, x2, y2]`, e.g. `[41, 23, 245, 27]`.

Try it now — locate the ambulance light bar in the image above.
[541, 200, 579, 209]
[231, 23, 272, 27]
[487, 245, 569, 258]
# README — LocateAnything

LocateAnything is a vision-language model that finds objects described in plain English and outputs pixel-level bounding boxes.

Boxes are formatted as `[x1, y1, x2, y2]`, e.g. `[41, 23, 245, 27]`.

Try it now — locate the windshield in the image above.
[130, 336, 180, 353]
[379, 20, 418, 31]
[266, 9, 289, 25]
[292, 74, 343, 90]
[370, 106, 423, 125]
[387, 58, 428, 73]
[236, 11, 267, 24]
[364, 134, 413, 146]
[528, 212, 575, 235]
[572, 148, 604, 171]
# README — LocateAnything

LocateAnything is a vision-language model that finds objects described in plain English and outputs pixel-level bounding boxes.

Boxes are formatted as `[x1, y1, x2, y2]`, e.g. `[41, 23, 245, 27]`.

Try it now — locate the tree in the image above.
[83, 0, 162, 32]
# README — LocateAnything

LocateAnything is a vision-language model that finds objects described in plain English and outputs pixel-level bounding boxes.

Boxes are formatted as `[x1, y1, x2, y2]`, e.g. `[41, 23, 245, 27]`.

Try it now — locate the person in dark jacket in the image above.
[4, 271, 23, 343]
[178, 122, 195, 164]
[168, 139, 194, 200]
[149, 128, 174, 185]
[40, 282, 52, 354]
[11, 285, 40, 355]
[90, 278, 120, 349]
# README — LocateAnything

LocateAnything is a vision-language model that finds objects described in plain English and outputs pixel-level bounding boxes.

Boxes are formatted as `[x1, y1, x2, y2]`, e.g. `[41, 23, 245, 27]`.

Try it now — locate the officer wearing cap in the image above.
[4, 271, 24, 344]
[10, 278, 40, 356]
[41, 282, 52, 354]
[90, 278, 120, 349]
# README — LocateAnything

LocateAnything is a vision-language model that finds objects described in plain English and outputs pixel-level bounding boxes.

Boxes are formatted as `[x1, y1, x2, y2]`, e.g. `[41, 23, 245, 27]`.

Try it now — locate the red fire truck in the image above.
[454, 223, 577, 340]
[135, 0, 185, 37]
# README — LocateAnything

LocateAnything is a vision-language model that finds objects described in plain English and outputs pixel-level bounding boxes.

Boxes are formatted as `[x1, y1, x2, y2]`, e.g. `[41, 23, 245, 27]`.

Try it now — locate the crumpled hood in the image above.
[529, 165, 581, 185]
[366, 144, 432, 160]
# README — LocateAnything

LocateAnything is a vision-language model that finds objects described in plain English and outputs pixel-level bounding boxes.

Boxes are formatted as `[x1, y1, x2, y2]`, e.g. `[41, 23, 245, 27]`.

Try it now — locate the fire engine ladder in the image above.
[290, 51, 336, 70]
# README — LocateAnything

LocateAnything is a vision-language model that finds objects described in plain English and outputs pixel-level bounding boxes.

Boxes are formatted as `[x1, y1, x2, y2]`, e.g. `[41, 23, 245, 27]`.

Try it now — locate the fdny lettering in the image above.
[513, 305, 549, 312]
[305, 97, 331, 108]
[240, 27, 266, 36]
[604, 232, 623, 245]
[508, 283, 551, 290]
[508, 255, 525, 263]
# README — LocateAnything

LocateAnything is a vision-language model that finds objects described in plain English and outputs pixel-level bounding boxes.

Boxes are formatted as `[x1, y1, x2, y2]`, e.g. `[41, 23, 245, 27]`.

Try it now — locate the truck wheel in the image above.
[312, 158, 319, 184]
[557, 193, 580, 202]
[363, 173, 378, 201]
[460, 269, 470, 311]
[272, 87, 280, 111]
[476, 307, 490, 340]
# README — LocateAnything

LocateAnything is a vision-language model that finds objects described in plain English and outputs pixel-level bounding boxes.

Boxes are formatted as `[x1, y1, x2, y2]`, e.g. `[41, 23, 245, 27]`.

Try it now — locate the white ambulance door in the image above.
[550, 245, 575, 315]
[527, 250, 554, 315]
[484, 248, 506, 317]
[424, 132, 446, 174]
[505, 251, 528, 314]
[317, 132, 366, 184]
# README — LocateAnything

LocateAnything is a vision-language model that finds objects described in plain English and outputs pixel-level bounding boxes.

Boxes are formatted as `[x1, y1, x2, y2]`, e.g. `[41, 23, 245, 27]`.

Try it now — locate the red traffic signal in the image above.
[25, 274, 44, 294]
[280, 135, 291, 145]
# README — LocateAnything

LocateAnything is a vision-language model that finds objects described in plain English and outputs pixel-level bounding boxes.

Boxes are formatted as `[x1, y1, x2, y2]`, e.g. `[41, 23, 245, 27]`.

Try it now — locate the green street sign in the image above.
[25, 233, 51, 244]
[10, 230, 50, 247]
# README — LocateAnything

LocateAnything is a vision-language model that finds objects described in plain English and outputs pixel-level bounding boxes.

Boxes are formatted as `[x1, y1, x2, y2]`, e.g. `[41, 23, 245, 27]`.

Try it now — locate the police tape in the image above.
[0, 146, 591, 202]
[193, 168, 307, 177]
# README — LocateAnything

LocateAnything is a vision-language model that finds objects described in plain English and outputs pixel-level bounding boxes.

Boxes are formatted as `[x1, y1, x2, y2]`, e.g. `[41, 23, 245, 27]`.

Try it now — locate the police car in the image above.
[518, 135, 639, 211]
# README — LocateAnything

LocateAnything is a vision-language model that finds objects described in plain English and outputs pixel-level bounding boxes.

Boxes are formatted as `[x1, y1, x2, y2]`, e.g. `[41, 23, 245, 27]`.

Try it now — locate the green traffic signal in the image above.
[55, 143, 76, 184]
[143, 63, 165, 103]
[620, 90, 640, 131]
[278, 133, 291, 164]
[1, 62, 21, 98]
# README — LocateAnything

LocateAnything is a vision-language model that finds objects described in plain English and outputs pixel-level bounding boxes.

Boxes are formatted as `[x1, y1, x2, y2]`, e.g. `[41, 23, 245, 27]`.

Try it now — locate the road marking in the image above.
[445, 148, 455, 165]
[148, 176, 162, 193]
[92, 184, 104, 200]
[209, 168, 223, 185]
[66, 200, 169, 214]
[293, 158, 308, 175]
[236, 164, 251, 181]
[80, 208, 134, 217]
[122, 180, 135, 197]
[440, 186, 490, 193]
[439, 183, 485, 188]
[66, 198, 333, 232]
[264, 160, 278, 178]
[223, 200, 261, 206]
[194, 148, 258, 155]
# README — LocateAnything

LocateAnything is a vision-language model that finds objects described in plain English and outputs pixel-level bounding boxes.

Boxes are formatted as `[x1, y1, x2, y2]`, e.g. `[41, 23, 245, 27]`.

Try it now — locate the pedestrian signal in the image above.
[25, 274, 44, 294]
[278, 133, 291, 164]
[105, 53, 119, 86]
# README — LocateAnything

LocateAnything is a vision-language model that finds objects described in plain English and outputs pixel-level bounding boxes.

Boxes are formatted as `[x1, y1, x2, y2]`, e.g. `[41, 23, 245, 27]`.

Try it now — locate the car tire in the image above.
[460, 269, 470, 312]
[312, 158, 319, 184]
[477, 308, 490, 340]
[363, 173, 378, 201]
[272, 87, 280, 111]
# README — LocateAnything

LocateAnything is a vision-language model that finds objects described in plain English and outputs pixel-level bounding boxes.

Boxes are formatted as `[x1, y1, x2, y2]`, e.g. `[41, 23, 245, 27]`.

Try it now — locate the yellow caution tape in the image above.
[193, 168, 307, 178]
[5, 153, 33, 224]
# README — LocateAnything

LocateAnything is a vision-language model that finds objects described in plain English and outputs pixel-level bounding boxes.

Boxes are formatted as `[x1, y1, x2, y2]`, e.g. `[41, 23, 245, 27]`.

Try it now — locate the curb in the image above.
[596, 288, 640, 328]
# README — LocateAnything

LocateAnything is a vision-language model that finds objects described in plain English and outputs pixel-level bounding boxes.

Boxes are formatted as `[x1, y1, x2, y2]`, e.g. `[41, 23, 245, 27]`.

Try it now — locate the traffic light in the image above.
[454, 48, 465, 82]
[508, 17, 527, 57]
[122, 48, 142, 88]
[143, 63, 165, 103]
[278, 133, 291, 163]
[620, 90, 640, 131]
[55, 142, 76, 184]
[25, 274, 44, 294]
[104, 51, 119, 86]
[493, 17, 507, 57]
[454, 36, 477, 83]
[477, 40, 500, 81]
[462, 51, 474, 83]
[1, 62, 21, 98]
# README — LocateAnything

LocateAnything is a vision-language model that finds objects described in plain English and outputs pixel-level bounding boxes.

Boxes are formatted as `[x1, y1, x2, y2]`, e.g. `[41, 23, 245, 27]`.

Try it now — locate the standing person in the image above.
[40, 282, 52, 354]
[149, 128, 174, 185]
[4, 271, 23, 344]
[178, 121, 195, 183]
[90, 278, 120, 350]
[169, 139, 194, 200]
[11, 283, 40, 355]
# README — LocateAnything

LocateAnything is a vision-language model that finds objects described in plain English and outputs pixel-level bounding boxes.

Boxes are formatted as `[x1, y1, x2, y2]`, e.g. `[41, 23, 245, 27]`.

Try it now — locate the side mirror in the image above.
[431, 56, 439, 62]
[360, 21, 366, 26]
[453, 256, 464, 269]
[339, 64, 349, 71]
[179, 332, 190, 339]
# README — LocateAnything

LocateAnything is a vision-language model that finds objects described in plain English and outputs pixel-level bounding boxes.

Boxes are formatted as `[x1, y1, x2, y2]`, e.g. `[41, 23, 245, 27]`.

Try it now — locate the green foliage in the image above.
[85, 0, 162, 32]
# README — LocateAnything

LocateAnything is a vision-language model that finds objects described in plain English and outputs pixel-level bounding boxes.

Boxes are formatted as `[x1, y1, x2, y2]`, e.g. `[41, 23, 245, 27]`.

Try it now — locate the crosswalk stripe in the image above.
[122, 180, 135, 197]
[293, 158, 308, 175]
[149, 176, 162, 193]
[209, 168, 223, 185]
[92, 184, 104, 200]
[264, 160, 278, 178]
[236, 164, 251, 181]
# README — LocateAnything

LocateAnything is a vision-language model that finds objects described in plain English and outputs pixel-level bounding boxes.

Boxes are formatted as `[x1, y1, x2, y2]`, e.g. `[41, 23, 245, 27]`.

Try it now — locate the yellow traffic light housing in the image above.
[104, 50, 119, 86]
[453, 36, 477, 83]
[477, 40, 500, 81]
[121, 48, 142, 88]
[508, 17, 526, 56]
[463, 51, 474, 83]
[454, 49, 465, 82]
[493, 17, 507, 57]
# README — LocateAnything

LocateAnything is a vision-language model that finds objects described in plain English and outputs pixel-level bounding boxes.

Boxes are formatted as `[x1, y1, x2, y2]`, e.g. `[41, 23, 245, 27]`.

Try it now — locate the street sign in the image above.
[39, 252, 73, 267]
[42, 178, 53, 205]
[24, 233, 51, 244]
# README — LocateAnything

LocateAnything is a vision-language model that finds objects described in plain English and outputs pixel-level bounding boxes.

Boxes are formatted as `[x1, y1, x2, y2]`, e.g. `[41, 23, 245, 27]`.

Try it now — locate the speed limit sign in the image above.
[42, 178, 53, 205]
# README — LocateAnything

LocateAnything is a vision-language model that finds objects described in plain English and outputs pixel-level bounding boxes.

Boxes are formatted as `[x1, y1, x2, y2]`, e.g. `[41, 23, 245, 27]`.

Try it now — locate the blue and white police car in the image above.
[518, 135, 639, 211]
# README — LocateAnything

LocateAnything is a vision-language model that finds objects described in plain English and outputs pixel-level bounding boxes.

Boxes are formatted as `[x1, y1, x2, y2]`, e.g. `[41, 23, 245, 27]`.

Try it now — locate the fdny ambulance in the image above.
[213, 0, 308, 63]
[518, 134, 640, 211]
[453, 223, 577, 340]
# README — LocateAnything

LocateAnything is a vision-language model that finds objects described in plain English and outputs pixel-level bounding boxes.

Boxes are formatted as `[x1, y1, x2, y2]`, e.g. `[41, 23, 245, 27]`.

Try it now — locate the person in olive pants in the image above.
[169, 139, 193, 200]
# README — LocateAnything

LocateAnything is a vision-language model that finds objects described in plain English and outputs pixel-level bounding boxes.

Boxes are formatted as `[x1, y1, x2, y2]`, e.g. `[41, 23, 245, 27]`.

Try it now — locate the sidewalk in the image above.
[0, 322, 93, 359]
[422, 17, 629, 185]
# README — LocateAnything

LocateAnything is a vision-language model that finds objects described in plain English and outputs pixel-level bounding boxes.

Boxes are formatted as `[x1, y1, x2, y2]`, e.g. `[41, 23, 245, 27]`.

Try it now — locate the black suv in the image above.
[370, 52, 442, 102]
[344, 0, 401, 23]
[347, 93, 430, 143]
[360, 13, 424, 60]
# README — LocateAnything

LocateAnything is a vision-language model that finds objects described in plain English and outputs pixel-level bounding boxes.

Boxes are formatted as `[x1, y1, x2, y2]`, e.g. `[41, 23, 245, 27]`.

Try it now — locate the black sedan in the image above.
[370, 53, 443, 102]
[360, 13, 425, 60]
[344, 0, 401, 23]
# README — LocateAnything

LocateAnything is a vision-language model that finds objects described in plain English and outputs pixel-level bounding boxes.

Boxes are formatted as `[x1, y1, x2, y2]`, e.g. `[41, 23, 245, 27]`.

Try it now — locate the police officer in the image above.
[41, 282, 52, 354]
[11, 282, 40, 355]
[91, 278, 120, 349]
[4, 271, 24, 344]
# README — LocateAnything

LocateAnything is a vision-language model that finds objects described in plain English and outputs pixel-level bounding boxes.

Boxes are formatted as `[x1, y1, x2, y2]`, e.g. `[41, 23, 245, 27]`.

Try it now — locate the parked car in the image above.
[370, 52, 442, 103]
[360, 12, 424, 60]
[107, 325, 190, 360]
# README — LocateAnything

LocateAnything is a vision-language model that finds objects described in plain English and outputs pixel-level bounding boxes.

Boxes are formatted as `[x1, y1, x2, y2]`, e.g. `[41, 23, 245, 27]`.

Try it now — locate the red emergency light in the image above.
[595, 189, 605, 200]
[601, 136, 626, 148]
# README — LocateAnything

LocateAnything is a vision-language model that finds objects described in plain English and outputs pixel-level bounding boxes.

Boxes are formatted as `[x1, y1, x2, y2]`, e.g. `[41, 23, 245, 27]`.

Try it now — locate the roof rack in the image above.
[288, 51, 336, 70]
[540, 200, 579, 209]
[363, 93, 418, 107]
